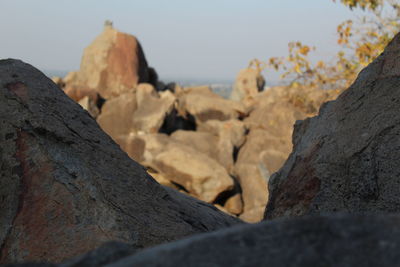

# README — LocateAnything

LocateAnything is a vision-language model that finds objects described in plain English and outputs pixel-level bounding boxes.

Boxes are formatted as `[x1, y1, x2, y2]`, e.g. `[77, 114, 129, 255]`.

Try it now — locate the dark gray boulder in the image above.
[107, 213, 400, 267]
[265, 32, 400, 219]
[0, 59, 240, 264]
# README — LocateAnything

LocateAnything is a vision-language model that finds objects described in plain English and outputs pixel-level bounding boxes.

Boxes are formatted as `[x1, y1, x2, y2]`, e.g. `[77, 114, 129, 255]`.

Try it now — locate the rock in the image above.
[177, 87, 246, 123]
[67, 23, 151, 99]
[97, 92, 137, 138]
[265, 33, 400, 219]
[0, 59, 241, 264]
[78, 96, 100, 118]
[223, 193, 243, 215]
[234, 163, 268, 223]
[114, 134, 145, 163]
[152, 140, 234, 203]
[63, 85, 99, 103]
[61, 241, 135, 267]
[230, 68, 265, 102]
[197, 119, 246, 174]
[108, 213, 400, 267]
[63, 71, 79, 86]
[97, 84, 175, 140]
[133, 133, 234, 203]
[170, 130, 219, 163]
[132, 83, 176, 134]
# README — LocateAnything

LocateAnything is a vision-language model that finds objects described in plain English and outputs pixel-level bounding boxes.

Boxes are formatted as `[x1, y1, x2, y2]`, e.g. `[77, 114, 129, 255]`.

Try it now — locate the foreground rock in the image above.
[265, 33, 400, 219]
[0, 59, 240, 264]
[108, 213, 400, 267]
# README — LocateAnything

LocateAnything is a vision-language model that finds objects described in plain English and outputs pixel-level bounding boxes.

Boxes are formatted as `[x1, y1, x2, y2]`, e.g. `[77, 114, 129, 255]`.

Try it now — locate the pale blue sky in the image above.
[0, 0, 363, 82]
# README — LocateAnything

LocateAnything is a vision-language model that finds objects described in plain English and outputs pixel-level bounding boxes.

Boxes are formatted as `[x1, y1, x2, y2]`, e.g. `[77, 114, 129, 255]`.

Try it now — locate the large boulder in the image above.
[108, 213, 400, 267]
[65, 23, 151, 99]
[0, 59, 240, 264]
[265, 33, 400, 219]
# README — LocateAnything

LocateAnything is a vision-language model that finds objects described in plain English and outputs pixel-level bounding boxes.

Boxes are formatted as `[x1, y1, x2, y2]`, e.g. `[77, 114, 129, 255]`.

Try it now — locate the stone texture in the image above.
[152, 140, 234, 203]
[108, 213, 400, 267]
[176, 86, 246, 123]
[230, 68, 265, 102]
[132, 83, 175, 134]
[0, 59, 241, 264]
[198, 119, 246, 174]
[64, 85, 99, 103]
[97, 92, 137, 138]
[170, 130, 219, 163]
[61, 242, 135, 267]
[65, 24, 151, 99]
[265, 33, 400, 219]
[131, 133, 235, 203]
[223, 193, 243, 215]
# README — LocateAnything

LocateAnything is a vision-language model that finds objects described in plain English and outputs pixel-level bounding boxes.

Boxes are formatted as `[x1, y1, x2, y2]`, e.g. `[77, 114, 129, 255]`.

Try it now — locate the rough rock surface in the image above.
[177, 86, 245, 123]
[96, 92, 137, 138]
[197, 119, 246, 174]
[108, 214, 400, 267]
[135, 134, 234, 203]
[0, 59, 240, 264]
[66, 23, 151, 99]
[265, 33, 400, 219]
[61, 241, 135, 267]
[132, 84, 175, 134]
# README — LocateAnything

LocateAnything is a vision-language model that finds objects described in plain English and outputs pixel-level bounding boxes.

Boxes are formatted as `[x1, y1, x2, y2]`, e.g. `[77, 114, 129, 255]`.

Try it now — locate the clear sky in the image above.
[0, 0, 363, 82]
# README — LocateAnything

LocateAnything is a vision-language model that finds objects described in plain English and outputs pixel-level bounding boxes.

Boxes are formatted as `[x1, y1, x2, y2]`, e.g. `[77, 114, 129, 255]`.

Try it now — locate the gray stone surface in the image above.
[0, 59, 241, 264]
[265, 33, 400, 219]
[60, 242, 134, 267]
[108, 213, 400, 267]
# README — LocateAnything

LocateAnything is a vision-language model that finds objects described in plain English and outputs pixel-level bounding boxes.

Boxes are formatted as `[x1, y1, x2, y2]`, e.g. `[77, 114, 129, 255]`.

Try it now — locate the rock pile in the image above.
[2, 30, 400, 267]
[51, 25, 341, 223]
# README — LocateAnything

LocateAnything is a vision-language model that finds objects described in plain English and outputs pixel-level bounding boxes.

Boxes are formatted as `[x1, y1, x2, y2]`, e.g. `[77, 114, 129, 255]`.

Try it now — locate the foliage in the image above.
[261, 0, 400, 90]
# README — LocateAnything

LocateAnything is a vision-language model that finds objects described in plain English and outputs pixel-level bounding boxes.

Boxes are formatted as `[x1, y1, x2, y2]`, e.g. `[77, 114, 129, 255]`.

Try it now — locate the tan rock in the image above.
[198, 119, 246, 174]
[71, 24, 151, 99]
[97, 92, 137, 138]
[170, 130, 219, 162]
[64, 85, 99, 103]
[234, 163, 268, 222]
[230, 68, 265, 102]
[177, 88, 246, 123]
[133, 133, 234, 203]
[133, 83, 176, 133]
[114, 133, 145, 162]
[153, 143, 234, 203]
[224, 193, 243, 215]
